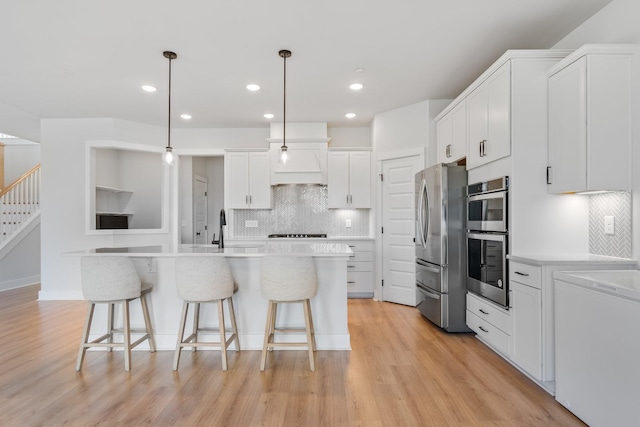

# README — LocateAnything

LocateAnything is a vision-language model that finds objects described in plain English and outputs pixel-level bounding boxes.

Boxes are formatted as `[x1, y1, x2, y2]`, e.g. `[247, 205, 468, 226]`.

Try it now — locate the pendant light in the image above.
[279, 49, 291, 164]
[163, 51, 177, 165]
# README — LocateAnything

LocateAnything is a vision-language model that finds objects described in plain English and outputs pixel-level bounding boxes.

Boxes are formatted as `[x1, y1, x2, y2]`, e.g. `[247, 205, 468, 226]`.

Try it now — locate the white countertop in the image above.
[554, 270, 640, 302]
[508, 253, 637, 266]
[65, 242, 353, 258]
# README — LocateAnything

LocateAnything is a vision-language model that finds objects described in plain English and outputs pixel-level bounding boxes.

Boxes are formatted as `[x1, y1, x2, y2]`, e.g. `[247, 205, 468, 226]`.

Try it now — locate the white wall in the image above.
[0, 223, 40, 291]
[327, 127, 371, 148]
[372, 99, 450, 165]
[551, 0, 640, 262]
[3, 140, 40, 184]
[39, 118, 170, 299]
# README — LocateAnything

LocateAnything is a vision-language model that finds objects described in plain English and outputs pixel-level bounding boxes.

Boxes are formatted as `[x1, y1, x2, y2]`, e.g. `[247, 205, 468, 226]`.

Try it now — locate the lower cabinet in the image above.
[510, 281, 542, 380]
[466, 292, 511, 356]
[344, 240, 374, 298]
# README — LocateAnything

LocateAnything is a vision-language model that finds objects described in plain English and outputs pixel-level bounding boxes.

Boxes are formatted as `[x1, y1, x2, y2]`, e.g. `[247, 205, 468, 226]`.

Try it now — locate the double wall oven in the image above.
[466, 177, 509, 308]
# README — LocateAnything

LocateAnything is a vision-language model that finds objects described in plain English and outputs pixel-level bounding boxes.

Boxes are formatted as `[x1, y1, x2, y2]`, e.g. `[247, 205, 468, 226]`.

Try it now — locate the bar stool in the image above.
[173, 256, 239, 371]
[76, 257, 156, 372]
[260, 255, 318, 372]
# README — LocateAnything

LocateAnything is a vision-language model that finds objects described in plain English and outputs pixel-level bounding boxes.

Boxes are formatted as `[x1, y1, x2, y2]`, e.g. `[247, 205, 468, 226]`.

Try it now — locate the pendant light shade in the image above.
[279, 49, 291, 164]
[163, 51, 177, 165]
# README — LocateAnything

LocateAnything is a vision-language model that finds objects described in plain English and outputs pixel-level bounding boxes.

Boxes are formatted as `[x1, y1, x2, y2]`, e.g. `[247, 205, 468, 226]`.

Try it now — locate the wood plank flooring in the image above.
[0, 285, 584, 426]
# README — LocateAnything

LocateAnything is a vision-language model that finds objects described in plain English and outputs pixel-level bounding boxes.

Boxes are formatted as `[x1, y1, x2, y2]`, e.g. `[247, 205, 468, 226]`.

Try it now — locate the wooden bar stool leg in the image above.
[268, 301, 277, 352]
[192, 303, 200, 352]
[227, 297, 240, 351]
[76, 302, 96, 371]
[261, 300, 274, 371]
[218, 300, 228, 371]
[140, 293, 156, 352]
[303, 299, 315, 372]
[306, 299, 317, 352]
[173, 301, 189, 370]
[122, 300, 131, 372]
[107, 302, 115, 352]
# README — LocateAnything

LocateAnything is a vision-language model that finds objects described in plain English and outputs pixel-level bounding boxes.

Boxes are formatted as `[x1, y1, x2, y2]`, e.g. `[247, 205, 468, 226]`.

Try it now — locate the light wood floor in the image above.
[0, 285, 584, 426]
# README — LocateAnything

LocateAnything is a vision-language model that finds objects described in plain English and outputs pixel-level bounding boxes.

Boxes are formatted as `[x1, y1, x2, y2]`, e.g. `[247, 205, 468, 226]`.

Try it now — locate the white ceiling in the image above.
[1, 0, 611, 139]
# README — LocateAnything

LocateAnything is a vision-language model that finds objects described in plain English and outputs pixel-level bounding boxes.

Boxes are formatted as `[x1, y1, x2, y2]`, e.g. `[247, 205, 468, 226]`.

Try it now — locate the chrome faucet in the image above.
[212, 208, 226, 248]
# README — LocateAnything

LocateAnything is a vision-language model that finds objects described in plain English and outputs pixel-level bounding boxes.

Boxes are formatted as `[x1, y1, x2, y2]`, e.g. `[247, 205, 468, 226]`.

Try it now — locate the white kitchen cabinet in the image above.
[506, 255, 637, 393]
[225, 151, 271, 209]
[466, 292, 511, 356]
[547, 45, 635, 193]
[327, 150, 371, 209]
[466, 61, 511, 169]
[343, 239, 374, 298]
[509, 276, 542, 380]
[436, 100, 466, 164]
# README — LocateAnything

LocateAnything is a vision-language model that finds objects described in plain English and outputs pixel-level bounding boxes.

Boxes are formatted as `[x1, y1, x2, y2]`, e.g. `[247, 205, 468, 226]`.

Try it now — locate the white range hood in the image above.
[268, 122, 330, 185]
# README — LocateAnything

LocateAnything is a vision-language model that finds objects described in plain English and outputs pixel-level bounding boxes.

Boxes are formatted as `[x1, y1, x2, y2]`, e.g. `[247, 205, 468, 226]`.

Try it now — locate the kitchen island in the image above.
[67, 242, 353, 350]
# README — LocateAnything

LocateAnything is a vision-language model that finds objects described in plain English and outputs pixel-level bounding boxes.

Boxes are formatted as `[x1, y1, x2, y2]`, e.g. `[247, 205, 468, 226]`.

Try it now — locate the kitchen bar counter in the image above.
[66, 243, 352, 351]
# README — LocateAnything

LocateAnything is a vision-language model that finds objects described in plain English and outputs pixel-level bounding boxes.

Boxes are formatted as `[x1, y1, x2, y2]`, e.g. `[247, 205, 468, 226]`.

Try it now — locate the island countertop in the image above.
[65, 242, 353, 258]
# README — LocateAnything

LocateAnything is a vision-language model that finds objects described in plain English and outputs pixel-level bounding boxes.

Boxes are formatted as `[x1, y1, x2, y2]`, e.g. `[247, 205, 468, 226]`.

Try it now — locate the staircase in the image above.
[0, 164, 41, 249]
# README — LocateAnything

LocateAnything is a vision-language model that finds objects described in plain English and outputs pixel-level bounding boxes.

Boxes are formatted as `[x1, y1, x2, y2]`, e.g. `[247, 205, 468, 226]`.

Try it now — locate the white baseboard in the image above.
[0, 275, 40, 292]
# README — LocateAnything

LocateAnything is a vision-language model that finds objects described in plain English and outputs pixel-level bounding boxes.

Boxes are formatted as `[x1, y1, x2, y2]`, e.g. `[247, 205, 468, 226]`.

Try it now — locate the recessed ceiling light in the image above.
[141, 85, 157, 92]
[345, 113, 356, 119]
[349, 83, 364, 91]
[355, 67, 365, 73]
[246, 84, 261, 91]
[264, 113, 274, 119]
[181, 114, 192, 120]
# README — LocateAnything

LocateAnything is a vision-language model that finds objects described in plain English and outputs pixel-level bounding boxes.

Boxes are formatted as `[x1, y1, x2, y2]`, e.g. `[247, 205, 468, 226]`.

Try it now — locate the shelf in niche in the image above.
[96, 211, 134, 216]
[96, 185, 133, 194]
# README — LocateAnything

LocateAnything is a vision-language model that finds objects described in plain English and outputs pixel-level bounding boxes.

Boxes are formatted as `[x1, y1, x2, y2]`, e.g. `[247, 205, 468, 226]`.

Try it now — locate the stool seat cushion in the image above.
[261, 256, 318, 301]
[175, 257, 235, 302]
[81, 257, 142, 301]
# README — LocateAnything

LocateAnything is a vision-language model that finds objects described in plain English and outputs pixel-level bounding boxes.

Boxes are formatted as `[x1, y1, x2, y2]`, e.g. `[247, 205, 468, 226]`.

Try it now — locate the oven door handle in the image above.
[417, 282, 441, 300]
[416, 259, 442, 273]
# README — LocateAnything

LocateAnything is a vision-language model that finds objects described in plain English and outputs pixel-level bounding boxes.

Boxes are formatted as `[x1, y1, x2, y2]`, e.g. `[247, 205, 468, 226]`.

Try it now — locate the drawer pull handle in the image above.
[478, 309, 489, 315]
[347, 281, 356, 284]
[478, 326, 489, 333]
[347, 265, 356, 268]
[515, 271, 529, 277]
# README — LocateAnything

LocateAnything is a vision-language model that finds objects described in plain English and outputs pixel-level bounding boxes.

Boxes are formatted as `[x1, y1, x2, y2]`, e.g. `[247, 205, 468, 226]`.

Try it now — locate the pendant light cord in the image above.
[167, 54, 172, 149]
[283, 52, 287, 147]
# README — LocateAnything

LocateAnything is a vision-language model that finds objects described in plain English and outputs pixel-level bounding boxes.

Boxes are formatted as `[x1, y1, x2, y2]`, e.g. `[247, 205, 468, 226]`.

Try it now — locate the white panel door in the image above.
[193, 176, 208, 244]
[381, 155, 423, 306]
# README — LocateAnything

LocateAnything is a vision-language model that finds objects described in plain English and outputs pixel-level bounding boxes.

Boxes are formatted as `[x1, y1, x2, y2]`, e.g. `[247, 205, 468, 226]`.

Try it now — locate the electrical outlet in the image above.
[346, 219, 352, 228]
[245, 220, 258, 228]
[604, 216, 615, 235]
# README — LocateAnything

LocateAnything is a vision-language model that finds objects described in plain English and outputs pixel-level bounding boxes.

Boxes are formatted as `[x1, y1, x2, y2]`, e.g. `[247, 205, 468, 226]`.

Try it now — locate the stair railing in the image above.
[0, 164, 41, 246]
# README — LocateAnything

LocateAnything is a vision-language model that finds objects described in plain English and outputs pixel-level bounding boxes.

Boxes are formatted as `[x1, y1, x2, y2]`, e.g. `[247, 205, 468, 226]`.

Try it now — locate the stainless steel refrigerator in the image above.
[415, 163, 469, 332]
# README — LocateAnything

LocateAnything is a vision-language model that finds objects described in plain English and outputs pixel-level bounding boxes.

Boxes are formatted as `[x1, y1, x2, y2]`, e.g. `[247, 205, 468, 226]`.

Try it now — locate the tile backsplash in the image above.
[589, 192, 632, 258]
[233, 185, 370, 238]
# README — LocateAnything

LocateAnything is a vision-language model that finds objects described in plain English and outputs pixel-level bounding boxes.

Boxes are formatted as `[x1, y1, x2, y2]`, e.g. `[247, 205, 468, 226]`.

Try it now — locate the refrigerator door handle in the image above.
[417, 178, 428, 248]
[421, 179, 429, 247]
[417, 282, 441, 300]
[416, 259, 442, 274]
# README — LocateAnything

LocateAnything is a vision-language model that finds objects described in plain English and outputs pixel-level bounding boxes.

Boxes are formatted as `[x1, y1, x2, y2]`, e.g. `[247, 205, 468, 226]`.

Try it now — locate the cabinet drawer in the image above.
[347, 261, 373, 272]
[347, 271, 374, 292]
[348, 251, 373, 262]
[509, 262, 542, 289]
[467, 310, 511, 356]
[344, 241, 374, 252]
[466, 292, 510, 334]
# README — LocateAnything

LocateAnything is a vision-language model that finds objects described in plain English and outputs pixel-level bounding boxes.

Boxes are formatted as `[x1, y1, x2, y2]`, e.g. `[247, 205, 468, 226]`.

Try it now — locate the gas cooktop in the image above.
[268, 233, 327, 238]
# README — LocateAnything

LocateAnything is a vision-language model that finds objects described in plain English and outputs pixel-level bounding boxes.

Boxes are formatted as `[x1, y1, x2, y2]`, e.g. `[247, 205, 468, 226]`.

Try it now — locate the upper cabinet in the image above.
[466, 61, 511, 169]
[225, 150, 272, 209]
[327, 150, 371, 208]
[436, 100, 466, 164]
[547, 45, 636, 194]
